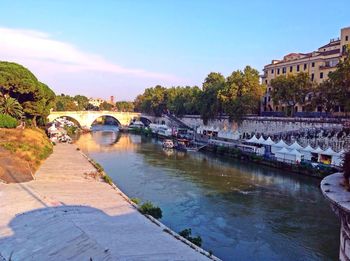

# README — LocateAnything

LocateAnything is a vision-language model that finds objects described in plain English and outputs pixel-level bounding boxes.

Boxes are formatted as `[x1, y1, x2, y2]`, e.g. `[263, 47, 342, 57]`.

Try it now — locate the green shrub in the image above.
[130, 197, 140, 205]
[103, 174, 113, 185]
[0, 114, 18, 128]
[139, 201, 162, 219]
[178, 228, 202, 247]
[95, 162, 104, 172]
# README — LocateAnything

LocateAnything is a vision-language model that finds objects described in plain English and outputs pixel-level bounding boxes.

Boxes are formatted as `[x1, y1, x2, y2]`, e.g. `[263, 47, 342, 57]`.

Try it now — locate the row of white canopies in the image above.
[246, 135, 345, 166]
[246, 135, 344, 155]
[197, 127, 240, 140]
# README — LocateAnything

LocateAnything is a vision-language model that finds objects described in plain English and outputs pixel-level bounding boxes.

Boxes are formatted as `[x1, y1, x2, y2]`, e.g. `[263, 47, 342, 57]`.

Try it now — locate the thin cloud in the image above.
[0, 27, 175, 80]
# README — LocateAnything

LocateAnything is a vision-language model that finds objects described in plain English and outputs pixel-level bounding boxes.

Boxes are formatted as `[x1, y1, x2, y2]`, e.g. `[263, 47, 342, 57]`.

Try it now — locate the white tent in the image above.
[301, 144, 315, 152]
[323, 147, 337, 156]
[263, 137, 275, 146]
[300, 144, 315, 161]
[257, 136, 266, 145]
[246, 135, 259, 144]
[271, 139, 288, 153]
[332, 149, 345, 166]
[275, 148, 302, 163]
[289, 149, 303, 162]
[313, 146, 325, 154]
[288, 141, 303, 150]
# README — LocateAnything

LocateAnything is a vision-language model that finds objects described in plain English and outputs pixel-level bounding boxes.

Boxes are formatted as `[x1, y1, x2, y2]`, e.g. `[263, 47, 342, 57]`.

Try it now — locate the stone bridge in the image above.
[48, 111, 150, 129]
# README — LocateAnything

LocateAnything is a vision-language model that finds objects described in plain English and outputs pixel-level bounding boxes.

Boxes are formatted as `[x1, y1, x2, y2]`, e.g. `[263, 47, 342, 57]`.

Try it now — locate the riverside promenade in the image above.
[0, 143, 211, 260]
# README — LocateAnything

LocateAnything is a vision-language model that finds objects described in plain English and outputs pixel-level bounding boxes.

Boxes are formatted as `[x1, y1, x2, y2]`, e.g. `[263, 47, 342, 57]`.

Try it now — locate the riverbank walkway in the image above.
[0, 143, 210, 260]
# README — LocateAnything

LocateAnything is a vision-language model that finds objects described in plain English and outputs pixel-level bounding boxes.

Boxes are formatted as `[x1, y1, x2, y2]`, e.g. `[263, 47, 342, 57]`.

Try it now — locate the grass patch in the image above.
[0, 128, 53, 172]
[130, 197, 141, 205]
[102, 174, 113, 185]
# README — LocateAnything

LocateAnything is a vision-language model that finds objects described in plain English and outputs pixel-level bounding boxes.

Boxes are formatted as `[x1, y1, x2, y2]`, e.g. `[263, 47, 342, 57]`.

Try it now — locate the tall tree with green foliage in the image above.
[115, 101, 134, 112]
[326, 46, 350, 112]
[99, 101, 113, 110]
[200, 72, 225, 124]
[0, 61, 56, 126]
[219, 66, 264, 122]
[271, 72, 313, 116]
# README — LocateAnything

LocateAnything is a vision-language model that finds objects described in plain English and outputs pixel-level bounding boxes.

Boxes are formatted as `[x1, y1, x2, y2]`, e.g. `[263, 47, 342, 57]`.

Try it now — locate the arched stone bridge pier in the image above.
[48, 111, 149, 129]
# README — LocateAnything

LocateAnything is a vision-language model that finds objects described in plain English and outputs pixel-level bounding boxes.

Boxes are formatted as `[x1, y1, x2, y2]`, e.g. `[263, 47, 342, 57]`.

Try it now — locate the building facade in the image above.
[261, 26, 350, 116]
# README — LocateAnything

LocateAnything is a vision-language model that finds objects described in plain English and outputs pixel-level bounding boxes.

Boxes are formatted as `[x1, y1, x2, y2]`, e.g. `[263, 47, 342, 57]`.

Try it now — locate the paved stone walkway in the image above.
[0, 143, 210, 261]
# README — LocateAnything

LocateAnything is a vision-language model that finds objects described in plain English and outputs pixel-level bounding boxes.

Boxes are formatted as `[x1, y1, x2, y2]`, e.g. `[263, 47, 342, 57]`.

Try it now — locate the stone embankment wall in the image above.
[150, 115, 349, 150]
[321, 173, 350, 261]
[178, 115, 345, 136]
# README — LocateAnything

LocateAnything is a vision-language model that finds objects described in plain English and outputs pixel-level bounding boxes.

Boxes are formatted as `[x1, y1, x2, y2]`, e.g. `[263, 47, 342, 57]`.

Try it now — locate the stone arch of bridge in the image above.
[89, 114, 122, 128]
[49, 115, 83, 128]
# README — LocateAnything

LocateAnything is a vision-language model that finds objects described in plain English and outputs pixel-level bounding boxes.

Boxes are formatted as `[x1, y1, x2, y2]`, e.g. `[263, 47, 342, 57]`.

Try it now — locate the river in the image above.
[76, 128, 339, 261]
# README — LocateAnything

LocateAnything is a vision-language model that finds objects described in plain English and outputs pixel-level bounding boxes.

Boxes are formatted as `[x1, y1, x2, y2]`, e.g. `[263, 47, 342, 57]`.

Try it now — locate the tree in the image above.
[312, 79, 341, 113]
[271, 72, 313, 116]
[0, 61, 56, 126]
[134, 85, 167, 116]
[74, 95, 89, 110]
[115, 101, 134, 112]
[327, 46, 350, 112]
[219, 66, 264, 122]
[99, 101, 113, 111]
[0, 95, 23, 119]
[200, 72, 225, 124]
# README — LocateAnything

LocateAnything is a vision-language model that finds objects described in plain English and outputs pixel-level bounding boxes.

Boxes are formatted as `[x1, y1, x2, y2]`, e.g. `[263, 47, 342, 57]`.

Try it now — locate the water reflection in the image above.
[76, 131, 339, 261]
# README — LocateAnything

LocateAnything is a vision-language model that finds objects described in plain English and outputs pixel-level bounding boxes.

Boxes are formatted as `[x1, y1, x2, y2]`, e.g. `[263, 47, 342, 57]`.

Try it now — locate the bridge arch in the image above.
[89, 114, 122, 128]
[48, 115, 82, 128]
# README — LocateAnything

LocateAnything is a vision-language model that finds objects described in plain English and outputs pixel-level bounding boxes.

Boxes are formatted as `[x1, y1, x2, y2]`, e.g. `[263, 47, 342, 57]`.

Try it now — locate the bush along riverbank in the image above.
[204, 144, 337, 179]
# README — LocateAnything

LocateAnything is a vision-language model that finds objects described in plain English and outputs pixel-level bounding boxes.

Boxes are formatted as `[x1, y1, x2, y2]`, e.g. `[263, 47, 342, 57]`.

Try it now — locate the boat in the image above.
[162, 139, 174, 149]
[128, 121, 144, 132]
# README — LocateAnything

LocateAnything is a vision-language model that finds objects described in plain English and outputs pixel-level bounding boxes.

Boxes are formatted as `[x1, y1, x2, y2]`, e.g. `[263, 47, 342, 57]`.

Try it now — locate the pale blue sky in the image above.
[0, 0, 349, 100]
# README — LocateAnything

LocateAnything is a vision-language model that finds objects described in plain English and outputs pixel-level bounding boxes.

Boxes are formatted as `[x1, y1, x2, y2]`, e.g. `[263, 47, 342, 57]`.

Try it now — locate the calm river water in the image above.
[76, 129, 339, 261]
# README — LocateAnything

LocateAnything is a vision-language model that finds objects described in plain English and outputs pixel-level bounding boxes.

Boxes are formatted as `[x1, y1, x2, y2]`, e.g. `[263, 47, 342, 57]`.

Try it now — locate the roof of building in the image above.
[318, 39, 340, 50]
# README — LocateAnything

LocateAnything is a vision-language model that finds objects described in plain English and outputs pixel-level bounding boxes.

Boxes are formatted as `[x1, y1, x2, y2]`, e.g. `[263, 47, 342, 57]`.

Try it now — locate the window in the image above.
[311, 73, 314, 81]
[282, 67, 286, 74]
[295, 106, 298, 112]
[271, 69, 274, 74]
[304, 63, 307, 70]
[265, 80, 267, 84]
[297, 65, 300, 72]
[290, 66, 293, 72]
[317, 106, 322, 112]
[277, 68, 280, 74]
[264, 97, 267, 103]
[320, 72, 324, 79]
[268, 87, 272, 92]
[268, 96, 271, 102]
[312, 62, 315, 67]
[302, 106, 305, 112]
[346, 36, 349, 41]
[275, 106, 278, 111]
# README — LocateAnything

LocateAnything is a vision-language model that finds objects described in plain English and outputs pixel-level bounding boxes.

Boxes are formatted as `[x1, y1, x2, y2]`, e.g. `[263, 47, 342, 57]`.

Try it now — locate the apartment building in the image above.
[261, 26, 350, 115]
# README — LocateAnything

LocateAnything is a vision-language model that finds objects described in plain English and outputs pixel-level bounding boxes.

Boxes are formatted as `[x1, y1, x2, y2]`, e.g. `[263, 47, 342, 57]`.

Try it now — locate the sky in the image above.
[0, 0, 349, 101]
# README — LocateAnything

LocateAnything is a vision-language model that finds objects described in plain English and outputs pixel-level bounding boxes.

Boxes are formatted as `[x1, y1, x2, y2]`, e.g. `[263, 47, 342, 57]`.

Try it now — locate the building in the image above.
[88, 97, 105, 107]
[261, 26, 350, 116]
[110, 96, 115, 105]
